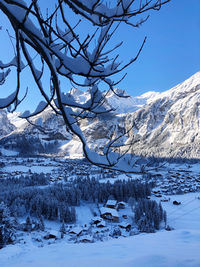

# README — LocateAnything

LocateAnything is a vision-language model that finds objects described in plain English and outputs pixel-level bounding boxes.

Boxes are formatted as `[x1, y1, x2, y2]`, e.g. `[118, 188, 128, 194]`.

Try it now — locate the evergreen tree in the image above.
[38, 215, 45, 231]
[70, 207, 76, 223]
[60, 222, 66, 239]
[134, 199, 166, 233]
[25, 216, 32, 232]
[0, 202, 16, 248]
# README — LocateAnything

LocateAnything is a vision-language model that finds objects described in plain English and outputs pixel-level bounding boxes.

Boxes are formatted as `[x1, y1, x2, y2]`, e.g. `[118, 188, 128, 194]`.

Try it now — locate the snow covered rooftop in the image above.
[100, 207, 119, 218]
[92, 216, 102, 223]
[118, 222, 131, 228]
[106, 200, 117, 206]
[69, 227, 83, 235]
[78, 235, 93, 242]
[97, 221, 106, 228]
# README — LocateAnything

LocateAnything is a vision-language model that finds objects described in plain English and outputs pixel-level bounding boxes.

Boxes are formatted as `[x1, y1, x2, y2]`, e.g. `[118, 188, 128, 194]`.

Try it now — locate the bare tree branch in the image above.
[0, 0, 171, 173]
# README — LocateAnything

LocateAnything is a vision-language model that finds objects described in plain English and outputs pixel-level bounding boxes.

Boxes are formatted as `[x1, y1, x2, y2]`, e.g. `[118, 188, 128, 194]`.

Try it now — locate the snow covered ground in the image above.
[3, 165, 55, 174]
[0, 193, 200, 267]
[0, 148, 19, 156]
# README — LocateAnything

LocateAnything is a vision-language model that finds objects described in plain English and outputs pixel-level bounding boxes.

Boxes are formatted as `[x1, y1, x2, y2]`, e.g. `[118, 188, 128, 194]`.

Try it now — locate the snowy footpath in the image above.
[0, 193, 200, 267]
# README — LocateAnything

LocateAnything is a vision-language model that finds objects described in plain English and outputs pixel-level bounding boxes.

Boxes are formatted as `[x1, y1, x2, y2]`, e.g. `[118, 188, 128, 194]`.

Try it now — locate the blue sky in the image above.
[116, 0, 200, 96]
[0, 0, 199, 112]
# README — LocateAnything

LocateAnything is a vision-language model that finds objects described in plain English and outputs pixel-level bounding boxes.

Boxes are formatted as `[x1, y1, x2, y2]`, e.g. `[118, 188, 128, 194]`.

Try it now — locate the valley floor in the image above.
[1, 193, 200, 267]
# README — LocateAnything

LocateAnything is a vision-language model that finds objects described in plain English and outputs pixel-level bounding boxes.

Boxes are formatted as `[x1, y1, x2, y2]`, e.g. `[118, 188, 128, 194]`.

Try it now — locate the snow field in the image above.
[0, 193, 200, 267]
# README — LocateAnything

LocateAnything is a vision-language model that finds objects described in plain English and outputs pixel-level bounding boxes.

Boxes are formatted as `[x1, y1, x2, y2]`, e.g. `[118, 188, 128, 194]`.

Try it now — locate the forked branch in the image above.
[0, 0, 170, 173]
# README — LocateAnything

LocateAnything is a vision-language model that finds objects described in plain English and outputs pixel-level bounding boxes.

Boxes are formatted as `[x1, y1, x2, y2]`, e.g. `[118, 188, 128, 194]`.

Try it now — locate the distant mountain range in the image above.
[1, 72, 200, 161]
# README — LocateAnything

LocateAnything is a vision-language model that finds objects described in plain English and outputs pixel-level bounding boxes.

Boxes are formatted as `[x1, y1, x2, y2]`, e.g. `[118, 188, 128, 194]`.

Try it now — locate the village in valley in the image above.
[19, 198, 134, 245]
[0, 154, 200, 248]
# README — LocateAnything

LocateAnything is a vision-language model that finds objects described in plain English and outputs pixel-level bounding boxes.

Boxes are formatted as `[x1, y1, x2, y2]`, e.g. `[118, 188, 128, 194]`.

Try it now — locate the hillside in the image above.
[126, 72, 200, 160]
[1, 192, 200, 267]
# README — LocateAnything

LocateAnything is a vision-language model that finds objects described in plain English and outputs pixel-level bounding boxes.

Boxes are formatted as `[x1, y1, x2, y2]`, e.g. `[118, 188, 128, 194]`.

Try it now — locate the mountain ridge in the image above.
[1, 71, 200, 161]
[125, 71, 200, 160]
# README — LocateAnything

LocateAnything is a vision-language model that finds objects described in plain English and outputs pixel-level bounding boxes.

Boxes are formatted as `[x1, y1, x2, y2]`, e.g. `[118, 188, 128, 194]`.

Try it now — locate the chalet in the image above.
[43, 230, 59, 240]
[173, 200, 181, 205]
[106, 199, 117, 209]
[79, 235, 93, 243]
[118, 222, 131, 230]
[92, 216, 102, 225]
[96, 220, 106, 228]
[156, 194, 162, 198]
[160, 197, 170, 202]
[160, 185, 169, 189]
[117, 201, 126, 209]
[69, 227, 83, 236]
[161, 189, 169, 194]
[100, 207, 119, 222]
[152, 189, 161, 194]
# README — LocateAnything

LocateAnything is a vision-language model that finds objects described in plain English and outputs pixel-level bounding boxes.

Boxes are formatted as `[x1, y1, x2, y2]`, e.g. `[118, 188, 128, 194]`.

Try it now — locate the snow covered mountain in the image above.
[126, 71, 200, 160]
[0, 86, 156, 156]
[0, 110, 15, 137]
[0, 107, 72, 155]
[1, 71, 200, 160]
[7, 112, 26, 128]
[105, 89, 160, 113]
[60, 87, 160, 114]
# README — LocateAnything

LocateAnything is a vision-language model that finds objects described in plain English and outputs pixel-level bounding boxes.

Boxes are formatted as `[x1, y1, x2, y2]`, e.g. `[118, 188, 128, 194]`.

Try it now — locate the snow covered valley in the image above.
[0, 156, 200, 267]
[0, 193, 200, 267]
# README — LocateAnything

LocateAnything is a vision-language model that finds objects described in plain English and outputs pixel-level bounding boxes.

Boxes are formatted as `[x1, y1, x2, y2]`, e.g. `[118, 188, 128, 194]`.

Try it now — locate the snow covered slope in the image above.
[0, 107, 72, 155]
[2, 87, 154, 156]
[62, 112, 126, 158]
[106, 89, 160, 113]
[7, 112, 26, 128]
[0, 110, 15, 137]
[59, 87, 159, 114]
[1, 72, 200, 160]
[0, 192, 200, 267]
[126, 72, 200, 159]
[63, 71, 200, 160]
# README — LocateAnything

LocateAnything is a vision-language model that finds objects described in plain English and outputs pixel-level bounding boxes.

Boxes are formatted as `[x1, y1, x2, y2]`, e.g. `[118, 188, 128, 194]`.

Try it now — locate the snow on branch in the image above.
[63, 0, 170, 26]
[20, 101, 47, 118]
[0, 90, 17, 108]
[0, 69, 10, 85]
[0, 0, 170, 172]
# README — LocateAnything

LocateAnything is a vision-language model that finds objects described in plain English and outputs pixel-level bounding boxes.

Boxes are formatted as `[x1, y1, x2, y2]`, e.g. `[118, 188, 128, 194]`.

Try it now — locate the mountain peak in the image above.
[70, 88, 84, 96]
[159, 72, 200, 100]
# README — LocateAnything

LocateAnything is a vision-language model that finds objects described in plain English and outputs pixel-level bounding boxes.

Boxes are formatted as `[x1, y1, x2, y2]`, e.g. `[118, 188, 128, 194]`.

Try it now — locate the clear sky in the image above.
[115, 0, 200, 96]
[0, 0, 199, 112]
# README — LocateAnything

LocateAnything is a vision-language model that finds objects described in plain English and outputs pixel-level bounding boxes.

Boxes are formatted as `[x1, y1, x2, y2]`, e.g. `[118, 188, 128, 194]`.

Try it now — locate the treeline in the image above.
[72, 177, 152, 202]
[0, 190, 76, 224]
[134, 199, 167, 233]
[0, 173, 49, 188]
[0, 175, 153, 223]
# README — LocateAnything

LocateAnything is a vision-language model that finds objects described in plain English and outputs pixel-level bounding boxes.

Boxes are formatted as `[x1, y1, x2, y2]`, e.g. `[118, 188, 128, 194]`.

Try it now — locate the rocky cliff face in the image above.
[0, 110, 15, 137]
[125, 72, 200, 160]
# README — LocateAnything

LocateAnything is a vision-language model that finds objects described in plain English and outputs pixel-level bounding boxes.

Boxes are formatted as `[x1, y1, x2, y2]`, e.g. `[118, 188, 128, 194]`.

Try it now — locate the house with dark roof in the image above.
[100, 207, 119, 222]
